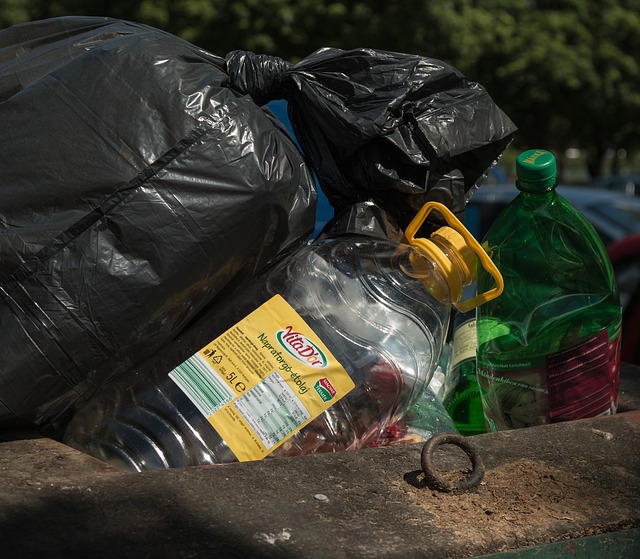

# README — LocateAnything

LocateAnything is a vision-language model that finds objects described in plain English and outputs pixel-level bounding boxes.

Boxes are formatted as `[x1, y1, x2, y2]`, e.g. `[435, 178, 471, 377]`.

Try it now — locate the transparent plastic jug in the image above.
[64, 202, 503, 471]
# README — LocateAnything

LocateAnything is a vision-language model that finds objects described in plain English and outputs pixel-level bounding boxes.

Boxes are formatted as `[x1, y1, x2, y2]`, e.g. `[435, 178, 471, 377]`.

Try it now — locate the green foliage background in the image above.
[2, 0, 639, 180]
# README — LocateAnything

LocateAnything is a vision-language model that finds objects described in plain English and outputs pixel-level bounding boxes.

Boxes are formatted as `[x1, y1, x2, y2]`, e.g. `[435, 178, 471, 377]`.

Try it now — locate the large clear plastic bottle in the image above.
[476, 150, 622, 431]
[64, 202, 503, 471]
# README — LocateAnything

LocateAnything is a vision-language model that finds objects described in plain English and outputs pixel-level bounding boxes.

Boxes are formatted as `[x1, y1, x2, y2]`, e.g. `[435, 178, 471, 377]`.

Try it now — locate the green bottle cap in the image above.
[515, 149, 557, 192]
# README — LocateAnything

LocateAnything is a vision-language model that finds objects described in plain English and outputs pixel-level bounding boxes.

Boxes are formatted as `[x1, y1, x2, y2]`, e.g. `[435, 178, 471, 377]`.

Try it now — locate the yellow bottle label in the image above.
[168, 294, 355, 461]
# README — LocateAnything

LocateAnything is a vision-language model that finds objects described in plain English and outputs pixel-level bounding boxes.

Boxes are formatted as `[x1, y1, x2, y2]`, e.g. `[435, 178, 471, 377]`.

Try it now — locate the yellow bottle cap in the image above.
[404, 202, 504, 313]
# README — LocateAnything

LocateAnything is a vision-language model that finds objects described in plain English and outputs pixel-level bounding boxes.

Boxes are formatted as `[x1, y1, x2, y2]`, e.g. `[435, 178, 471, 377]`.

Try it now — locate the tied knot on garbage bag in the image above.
[0, 16, 516, 430]
[225, 50, 292, 107]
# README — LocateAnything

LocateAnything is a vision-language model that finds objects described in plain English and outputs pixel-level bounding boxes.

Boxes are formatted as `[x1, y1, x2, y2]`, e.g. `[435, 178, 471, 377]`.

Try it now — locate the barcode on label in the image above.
[169, 353, 235, 418]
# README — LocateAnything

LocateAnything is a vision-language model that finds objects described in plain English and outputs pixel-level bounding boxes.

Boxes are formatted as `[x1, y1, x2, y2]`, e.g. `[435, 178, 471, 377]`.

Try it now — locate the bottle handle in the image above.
[404, 202, 504, 313]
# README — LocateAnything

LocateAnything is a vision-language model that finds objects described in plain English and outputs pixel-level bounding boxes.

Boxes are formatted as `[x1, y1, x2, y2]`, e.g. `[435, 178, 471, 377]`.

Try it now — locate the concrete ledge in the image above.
[1, 365, 639, 559]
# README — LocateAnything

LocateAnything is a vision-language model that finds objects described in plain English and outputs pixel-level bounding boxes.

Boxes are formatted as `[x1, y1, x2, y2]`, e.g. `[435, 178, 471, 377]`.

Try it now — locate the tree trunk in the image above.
[611, 151, 621, 176]
[586, 146, 606, 180]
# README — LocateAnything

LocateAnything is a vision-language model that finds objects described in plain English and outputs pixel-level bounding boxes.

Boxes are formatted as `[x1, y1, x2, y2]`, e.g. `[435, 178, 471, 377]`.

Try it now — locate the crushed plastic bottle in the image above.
[476, 149, 622, 431]
[64, 202, 503, 471]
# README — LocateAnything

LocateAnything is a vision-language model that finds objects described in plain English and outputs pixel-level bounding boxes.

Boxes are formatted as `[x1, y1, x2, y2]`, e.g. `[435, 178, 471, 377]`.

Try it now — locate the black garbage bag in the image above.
[232, 47, 516, 228]
[0, 16, 516, 428]
[0, 17, 317, 426]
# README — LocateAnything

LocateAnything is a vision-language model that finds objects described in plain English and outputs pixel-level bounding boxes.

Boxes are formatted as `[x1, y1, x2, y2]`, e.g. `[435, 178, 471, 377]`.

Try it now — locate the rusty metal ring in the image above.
[421, 432, 485, 492]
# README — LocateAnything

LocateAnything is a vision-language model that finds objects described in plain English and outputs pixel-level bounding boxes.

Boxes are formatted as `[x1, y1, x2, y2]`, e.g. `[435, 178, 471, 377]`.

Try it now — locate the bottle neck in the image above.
[518, 186, 557, 208]
[519, 186, 556, 196]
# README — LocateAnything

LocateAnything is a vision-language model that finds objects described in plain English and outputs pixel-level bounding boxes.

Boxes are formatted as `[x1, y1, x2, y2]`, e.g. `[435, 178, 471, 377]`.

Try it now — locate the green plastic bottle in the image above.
[476, 149, 622, 431]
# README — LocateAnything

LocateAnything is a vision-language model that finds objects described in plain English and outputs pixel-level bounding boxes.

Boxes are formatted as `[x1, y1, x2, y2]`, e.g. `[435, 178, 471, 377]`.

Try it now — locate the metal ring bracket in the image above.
[421, 433, 485, 493]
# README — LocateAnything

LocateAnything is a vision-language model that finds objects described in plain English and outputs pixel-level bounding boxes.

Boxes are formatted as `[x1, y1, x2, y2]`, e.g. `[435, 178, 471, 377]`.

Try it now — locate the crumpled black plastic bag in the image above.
[0, 17, 317, 426]
[0, 16, 515, 428]
[226, 48, 516, 228]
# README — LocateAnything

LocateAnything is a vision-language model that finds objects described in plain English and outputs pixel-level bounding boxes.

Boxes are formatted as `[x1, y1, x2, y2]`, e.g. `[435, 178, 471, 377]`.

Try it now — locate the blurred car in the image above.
[465, 184, 640, 365]
[465, 184, 640, 247]
[591, 175, 640, 197]
[608, 234, 640, 365]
